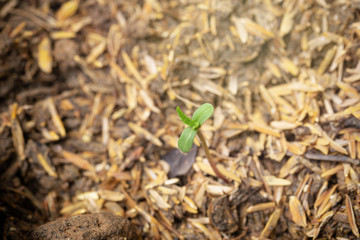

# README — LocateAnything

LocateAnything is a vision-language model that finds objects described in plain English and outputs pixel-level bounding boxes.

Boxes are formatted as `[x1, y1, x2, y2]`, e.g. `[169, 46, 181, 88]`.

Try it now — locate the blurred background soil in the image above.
[1, 0, 360, 239]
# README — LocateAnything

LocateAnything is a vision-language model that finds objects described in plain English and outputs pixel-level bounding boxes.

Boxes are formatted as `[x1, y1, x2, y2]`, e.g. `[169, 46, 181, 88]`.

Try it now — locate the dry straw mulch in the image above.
[1, 0, 360, 239]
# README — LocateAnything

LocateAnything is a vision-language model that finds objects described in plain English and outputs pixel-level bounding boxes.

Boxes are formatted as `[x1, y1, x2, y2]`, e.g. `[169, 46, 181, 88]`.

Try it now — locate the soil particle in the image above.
[209, 196, 238, 233]
[30, 212, 139, 240]
[53, 39, 79, 72]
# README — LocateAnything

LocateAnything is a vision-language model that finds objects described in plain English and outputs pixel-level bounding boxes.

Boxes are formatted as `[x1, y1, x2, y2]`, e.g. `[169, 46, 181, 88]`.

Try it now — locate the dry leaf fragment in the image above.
[217, 164, 241, 183]
[348, 166, 359, 184]
[56, 0, 79, 21]
[337, 81, 360, 99]
[125, 84, 138, 110]
[344, 73, 360, 83]
[148, 189, 171, 210]
[321, 164, 344, 178]
[280, 9, 296, 37]
[317, 46, 337, 74]
[120, 186, 164, 240]
[37, 153, 57, 178]
[347, 133, 356, 159]
[279, 155, 299, 178]
[10, 103, 25, 161]
[38, 36, 52, 74]
[128, 122, 162, 147]
[345, 194, 360, 237]
[0, 0, 18, 18]
[76, 191, 99, 201]
[246, 202, 276, 213]
[263, 175, 291, 186]
[270, 121, 298, 130]
[98, 190, 124, 202]
[86, 40, 106, 64]
[104, 202, 125, 216]
[260, 208, 282, 238]
[289, 196, 307, 227]
[206, 185, 233, 195]
[190, 222, 215, 240]
[280, 57, 299, 76]
[241, 18, 274, 40]
[316, 184, 338, 218]
[41, 128, 60, 141]
[249, 122, 281, 138]
[50, 31, 76, 39]
[122, 51, 144, 84]
[199, 67, 226, 79]
[109, 59, 134, 85]
[287, 141, 306, 155]
[48, 98, 66, 137]
[259, 84, 277, 115]
[231, 17, 248, 43]
[10, 21, 26, 38]
[308, 211, 334, 238]
[268, 84, 293, 96]
[60, 201, 86, 215]
[322, 131, 348, 155]
[196, 161, 216, 177]
[61, 149, 95, 172]
[107, 24, 122, 58]
[183, 196, 198, 213]
[157, 186, 177, 195]
[192, 79, 224, 96]
[294, 173, 310, 198]
[139, 89, 160, 113]
[308, 35, 331, 51]
[196, 33, 213, 62]
[290, 82, 324, 92]
[144, 54, 157, 74]
[314, 181, 328, 208]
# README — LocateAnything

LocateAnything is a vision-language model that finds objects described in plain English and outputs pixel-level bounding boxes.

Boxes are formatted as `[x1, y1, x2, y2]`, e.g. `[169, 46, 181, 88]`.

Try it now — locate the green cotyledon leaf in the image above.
[178, 127, 197, 153]
[192, 103, 214, 125]
[176, 106, 195, 127]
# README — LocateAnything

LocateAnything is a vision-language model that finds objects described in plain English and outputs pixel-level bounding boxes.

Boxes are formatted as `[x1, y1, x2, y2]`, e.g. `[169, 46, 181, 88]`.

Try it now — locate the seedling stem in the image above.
[176, 103, 229, 183]
[197, 129, 229, 183]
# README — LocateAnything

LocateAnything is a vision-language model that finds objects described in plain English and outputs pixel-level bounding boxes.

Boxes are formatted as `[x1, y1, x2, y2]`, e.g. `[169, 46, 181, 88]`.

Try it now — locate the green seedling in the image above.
[177, 103, 228, 183]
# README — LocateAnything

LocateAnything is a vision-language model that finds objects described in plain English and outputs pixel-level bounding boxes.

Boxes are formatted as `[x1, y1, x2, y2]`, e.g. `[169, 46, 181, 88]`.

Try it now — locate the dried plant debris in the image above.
[1, 0, 360, 239]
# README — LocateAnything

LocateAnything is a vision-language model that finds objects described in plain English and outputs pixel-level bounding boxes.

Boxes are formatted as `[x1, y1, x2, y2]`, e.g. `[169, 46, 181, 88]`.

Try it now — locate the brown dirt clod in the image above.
[30, 212, 140, 240]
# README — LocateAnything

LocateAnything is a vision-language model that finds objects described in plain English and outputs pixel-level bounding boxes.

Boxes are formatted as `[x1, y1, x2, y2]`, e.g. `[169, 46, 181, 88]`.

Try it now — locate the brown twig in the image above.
[304, 152, 360, 165]
[197, 129, 229, 183]
[286, 151, 360, 165]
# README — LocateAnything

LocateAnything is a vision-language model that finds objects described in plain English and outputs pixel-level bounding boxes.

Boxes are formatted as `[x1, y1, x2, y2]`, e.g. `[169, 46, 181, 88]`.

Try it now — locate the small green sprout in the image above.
[177, 103, 229, 183]
[177, 103, 213, 153]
